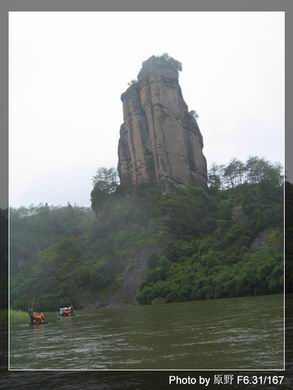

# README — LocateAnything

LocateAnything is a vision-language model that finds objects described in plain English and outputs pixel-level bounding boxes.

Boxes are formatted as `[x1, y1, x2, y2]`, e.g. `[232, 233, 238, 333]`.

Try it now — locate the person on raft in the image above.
[28, 310, 47, 324]
[60, 306, 73, 316]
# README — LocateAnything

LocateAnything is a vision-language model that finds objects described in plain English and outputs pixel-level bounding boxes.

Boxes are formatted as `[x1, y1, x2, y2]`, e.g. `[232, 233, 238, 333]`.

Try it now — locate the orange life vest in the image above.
[32, 312, 45, 321]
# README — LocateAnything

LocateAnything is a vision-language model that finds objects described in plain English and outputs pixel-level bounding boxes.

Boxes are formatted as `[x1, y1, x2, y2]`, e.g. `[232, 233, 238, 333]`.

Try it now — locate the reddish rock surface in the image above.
[118, 59, 207, 193]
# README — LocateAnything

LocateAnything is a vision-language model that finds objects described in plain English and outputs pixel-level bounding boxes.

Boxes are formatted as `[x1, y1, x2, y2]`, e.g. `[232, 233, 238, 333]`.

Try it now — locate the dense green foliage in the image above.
[137, 189, 283, 303]
[137, 157, 284, 303]
[10, 157, 285, 310]
[10, 189, 161, 310]
[10, 204, 93, 275]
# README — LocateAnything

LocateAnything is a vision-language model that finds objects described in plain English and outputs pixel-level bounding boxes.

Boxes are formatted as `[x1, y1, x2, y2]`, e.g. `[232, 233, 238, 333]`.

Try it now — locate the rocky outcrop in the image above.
[108, 244, 160, 305]
[118, 57, 207, 194]
[250, 229, 271, 251]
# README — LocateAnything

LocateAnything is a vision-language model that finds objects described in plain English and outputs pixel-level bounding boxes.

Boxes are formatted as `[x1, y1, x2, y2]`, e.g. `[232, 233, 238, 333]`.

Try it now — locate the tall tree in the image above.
[91, 167, 119, 212]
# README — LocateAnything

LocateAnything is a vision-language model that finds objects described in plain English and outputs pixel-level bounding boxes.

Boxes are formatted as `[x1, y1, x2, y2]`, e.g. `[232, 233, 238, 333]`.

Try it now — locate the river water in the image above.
[10, 294, 283, 370]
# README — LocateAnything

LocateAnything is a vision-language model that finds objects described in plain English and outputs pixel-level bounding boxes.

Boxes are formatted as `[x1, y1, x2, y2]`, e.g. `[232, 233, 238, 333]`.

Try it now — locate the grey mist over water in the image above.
[10, 294, 283, 370]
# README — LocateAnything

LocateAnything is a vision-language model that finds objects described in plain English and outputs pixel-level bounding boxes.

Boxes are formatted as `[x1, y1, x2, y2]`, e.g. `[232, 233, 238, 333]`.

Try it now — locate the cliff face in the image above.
[118, 59, 207, 193]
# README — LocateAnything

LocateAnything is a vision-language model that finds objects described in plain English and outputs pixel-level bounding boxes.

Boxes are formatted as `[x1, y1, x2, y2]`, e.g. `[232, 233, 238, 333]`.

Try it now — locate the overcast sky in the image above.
[9, 12, 284, 207]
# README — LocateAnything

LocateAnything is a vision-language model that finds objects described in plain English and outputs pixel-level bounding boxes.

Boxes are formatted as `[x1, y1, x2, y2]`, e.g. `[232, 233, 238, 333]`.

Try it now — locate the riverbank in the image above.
[10, 310, 28, 322]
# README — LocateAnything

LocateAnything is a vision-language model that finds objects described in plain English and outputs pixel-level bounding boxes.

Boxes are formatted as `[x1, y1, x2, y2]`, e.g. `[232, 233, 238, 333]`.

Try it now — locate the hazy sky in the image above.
[9, 12, 284, 207]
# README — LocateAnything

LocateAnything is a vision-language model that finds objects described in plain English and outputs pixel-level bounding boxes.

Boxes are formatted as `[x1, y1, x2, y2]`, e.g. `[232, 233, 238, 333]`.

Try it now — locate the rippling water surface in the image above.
[10, 294, 283, 369]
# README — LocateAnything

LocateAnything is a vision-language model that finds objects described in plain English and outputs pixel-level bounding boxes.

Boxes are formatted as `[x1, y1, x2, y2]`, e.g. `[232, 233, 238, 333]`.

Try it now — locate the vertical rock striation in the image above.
[118, 56, 207, 193]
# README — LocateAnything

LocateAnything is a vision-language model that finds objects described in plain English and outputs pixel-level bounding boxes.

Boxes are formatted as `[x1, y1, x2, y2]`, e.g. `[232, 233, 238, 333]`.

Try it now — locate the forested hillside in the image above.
[10, 157, 284, 310]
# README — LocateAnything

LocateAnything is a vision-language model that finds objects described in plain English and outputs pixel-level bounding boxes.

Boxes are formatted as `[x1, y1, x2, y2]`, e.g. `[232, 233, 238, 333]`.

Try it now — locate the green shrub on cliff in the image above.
[142, 53, 182, 73]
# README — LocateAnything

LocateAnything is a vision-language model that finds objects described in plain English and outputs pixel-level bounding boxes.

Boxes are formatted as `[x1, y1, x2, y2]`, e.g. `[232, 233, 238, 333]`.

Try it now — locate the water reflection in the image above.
[31, 324, 47, 335]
